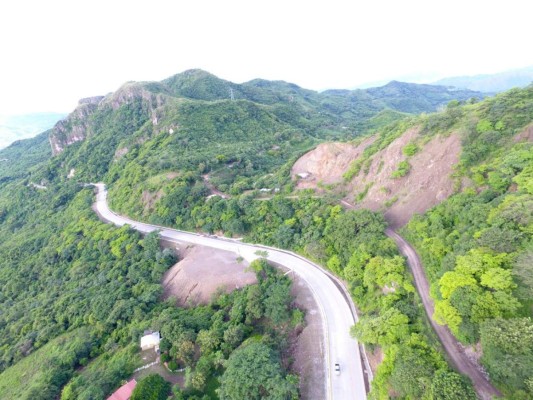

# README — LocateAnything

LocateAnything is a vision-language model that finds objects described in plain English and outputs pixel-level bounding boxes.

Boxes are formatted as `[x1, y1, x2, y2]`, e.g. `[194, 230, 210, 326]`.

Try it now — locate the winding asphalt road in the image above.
[386, 229, 501, 400]
[93, 183, 368, 400]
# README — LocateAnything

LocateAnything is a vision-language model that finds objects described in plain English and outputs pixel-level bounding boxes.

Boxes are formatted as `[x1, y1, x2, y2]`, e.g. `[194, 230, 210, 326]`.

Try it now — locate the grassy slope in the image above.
[0, 329, 94, 400]
[0, 131, 52, 186]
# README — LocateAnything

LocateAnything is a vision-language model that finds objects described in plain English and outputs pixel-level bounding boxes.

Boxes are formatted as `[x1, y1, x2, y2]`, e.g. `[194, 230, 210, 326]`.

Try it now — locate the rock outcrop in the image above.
[48, 82, 169, 155]
[49, 96, 104, 155]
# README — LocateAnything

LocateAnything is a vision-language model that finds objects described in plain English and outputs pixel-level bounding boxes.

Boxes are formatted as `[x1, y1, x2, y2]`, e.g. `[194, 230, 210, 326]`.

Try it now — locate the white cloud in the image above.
[0, 0, 532, 114]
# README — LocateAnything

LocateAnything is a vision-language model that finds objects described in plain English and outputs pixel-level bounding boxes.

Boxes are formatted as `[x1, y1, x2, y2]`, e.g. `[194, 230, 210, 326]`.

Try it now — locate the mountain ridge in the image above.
[434, 65, 533, 92]
[48, 69, 485, 156]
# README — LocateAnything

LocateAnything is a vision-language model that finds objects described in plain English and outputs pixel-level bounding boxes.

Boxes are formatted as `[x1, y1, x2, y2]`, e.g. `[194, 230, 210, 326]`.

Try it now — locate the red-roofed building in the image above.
[108, 379, 137, 400]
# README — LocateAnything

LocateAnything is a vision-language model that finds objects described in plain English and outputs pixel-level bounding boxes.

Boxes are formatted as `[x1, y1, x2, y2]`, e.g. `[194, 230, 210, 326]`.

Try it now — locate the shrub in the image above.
[402, 142, 419, 156]
[131, 374, 170, 400]
[168, 360, 178, 371]
[391, 161, 410, 178]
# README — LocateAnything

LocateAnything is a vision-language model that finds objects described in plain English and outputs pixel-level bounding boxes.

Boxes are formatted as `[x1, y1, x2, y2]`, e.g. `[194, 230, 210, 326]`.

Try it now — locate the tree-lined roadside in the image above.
[386, 229, 500, 400]
[94, 183, 368, 400]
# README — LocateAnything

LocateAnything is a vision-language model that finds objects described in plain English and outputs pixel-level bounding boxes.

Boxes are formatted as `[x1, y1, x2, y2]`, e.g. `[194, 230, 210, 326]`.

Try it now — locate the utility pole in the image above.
[229, 87, 235, 101]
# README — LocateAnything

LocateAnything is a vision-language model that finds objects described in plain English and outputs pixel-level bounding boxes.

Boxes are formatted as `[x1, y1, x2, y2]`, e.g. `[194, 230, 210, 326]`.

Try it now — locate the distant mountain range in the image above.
[0, 112, 66, 149]
[433, 65, 533, 93]
[49, 69, 485, 156]
[0, 71, 489, 152]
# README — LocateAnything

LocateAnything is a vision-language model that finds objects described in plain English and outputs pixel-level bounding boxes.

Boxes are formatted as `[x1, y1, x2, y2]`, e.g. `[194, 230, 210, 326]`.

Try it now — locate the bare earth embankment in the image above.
[292, 128, 461, 228]
[292, 137, 375, 188]
[161, 243, 256, 306]
[289, 272, 326, 400]
[159, 241, 325, 398]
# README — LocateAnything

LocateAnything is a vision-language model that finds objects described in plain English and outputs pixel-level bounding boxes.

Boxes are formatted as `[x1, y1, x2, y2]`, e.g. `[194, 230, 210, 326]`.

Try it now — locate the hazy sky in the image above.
[1, 0, 532, 114]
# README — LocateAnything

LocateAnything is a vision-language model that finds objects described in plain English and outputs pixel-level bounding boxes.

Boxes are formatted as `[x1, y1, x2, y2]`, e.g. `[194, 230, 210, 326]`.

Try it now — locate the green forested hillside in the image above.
[0, 71, 529, 399]
[103, 85, 530, 399]
[402, 87, 533, 398]
[47, 70, 483, 187]
[0, 130, 51, 185]
[0, 181, 301, 399]
[39, 71, 483, 230]
[0, 328, 97, 399]
[0, 183, 173, 373]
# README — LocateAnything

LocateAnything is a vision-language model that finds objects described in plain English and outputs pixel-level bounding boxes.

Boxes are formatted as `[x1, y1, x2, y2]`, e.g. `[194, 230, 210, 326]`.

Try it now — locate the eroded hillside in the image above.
[292, 127, 462, 227]
[292, 137, 376, 188]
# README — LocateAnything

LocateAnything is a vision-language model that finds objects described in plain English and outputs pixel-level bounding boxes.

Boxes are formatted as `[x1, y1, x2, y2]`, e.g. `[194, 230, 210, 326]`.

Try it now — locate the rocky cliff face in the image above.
[48, 82, 169, 155]
[100, 82, 167, 113]
[49, 96, 104, 155]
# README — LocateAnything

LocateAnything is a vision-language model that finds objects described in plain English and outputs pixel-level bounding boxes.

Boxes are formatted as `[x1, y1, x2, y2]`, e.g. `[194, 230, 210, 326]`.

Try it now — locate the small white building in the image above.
[140, 331, 161, 351]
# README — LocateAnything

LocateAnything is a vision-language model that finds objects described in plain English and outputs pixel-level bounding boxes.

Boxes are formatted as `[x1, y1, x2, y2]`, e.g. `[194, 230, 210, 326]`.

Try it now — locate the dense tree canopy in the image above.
[403, 85, 533, 398]
[131, 374, 171, 400]
[217, 342, 298, 400]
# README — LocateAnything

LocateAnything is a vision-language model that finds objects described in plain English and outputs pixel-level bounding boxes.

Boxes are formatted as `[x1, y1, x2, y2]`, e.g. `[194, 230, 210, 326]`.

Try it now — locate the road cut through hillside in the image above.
[93, 183, 369, 400]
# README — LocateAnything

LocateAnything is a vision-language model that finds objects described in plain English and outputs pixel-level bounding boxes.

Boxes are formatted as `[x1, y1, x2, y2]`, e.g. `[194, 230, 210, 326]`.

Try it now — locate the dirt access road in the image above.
[386, 229, 501, 400]
[93, 183, 368, 400]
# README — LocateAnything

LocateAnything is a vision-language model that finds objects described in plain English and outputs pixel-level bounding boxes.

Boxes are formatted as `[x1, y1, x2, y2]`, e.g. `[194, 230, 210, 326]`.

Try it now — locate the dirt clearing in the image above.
[354, 131, 461, 228]
[133, 349, 183, 386]
[161, 243, 257, 307]
[514, 123, 533, 142]
[283, 269, 326, 400]
[291, 137, 375, 189]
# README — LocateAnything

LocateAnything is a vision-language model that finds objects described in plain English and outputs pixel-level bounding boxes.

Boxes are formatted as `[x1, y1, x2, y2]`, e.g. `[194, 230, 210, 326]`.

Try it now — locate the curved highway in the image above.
[93, 183, 367, 400]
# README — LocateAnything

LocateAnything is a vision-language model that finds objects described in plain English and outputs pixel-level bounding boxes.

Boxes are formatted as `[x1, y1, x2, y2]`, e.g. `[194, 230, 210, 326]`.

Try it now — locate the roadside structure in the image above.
[141, 331, 161, 352]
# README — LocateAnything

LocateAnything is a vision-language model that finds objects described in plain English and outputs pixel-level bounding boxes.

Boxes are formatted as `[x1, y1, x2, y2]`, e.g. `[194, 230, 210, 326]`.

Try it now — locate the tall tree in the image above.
[217, 342, 298, 400]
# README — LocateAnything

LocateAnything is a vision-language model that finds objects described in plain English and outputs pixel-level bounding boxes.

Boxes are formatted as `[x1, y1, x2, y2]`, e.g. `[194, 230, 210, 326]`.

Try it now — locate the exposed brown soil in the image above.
[166, 172, 180, 179]
[289, 272, 326, 400]
[114, 147, 129, 160]
[161, 244, 256, 307]
[291, 137, 375, 189]
[514, 123, 533, 142]
[356, 131, 461, 228]
[365, 347, 383, 376]
[141, 190, 163, 212]
[292, 128, 462, 228]
[133, 349, 183, 386]
[202, 174, 230, 199]
[462, 342, 484, 365]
